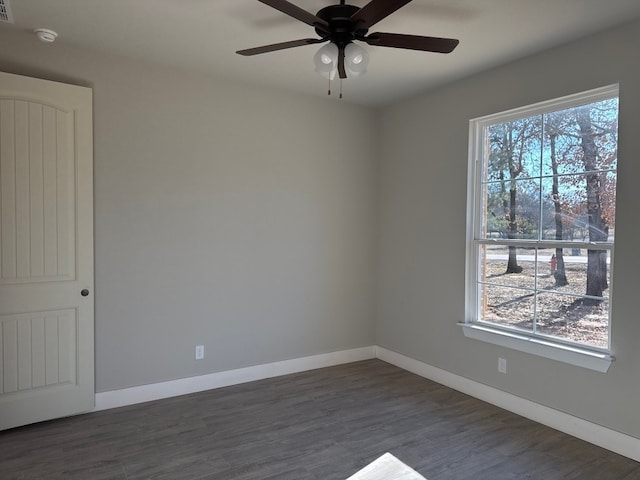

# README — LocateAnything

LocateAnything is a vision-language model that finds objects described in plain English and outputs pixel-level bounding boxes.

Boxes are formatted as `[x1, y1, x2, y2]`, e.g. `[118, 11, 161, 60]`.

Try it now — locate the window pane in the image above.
[480, 284, 533, 332]
[541, 173, 616, 242]
[479, 245, 535, 289]
[482, 178, 541, 240]
[535, 248, 611, 299]
[536, 292, 609, 349]
[487, 117, 542, 180]
[541, 100, 618, 177]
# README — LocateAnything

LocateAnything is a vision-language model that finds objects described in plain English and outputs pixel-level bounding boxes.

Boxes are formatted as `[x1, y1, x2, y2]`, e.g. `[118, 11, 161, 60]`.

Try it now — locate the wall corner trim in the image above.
[94, 346, 376, 411]
[375, 346, 640, 463]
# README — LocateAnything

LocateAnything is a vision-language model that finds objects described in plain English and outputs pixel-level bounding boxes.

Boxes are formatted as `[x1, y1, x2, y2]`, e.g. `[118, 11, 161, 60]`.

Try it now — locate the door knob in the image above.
[81, 289, 90, 297]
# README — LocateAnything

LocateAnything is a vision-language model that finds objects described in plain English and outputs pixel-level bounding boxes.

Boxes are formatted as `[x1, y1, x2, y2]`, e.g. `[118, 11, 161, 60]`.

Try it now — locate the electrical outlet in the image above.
[498, 357, 507, 374]
[195, 345, 204, 360]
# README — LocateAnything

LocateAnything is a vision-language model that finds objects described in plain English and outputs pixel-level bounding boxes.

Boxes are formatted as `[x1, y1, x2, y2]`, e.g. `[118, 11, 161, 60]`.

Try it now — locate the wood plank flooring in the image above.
[1, 359, 638, 479]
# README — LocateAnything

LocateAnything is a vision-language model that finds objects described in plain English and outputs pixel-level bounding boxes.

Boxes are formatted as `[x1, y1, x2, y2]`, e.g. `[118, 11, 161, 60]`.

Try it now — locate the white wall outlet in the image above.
[498, 357, 507, 374]
[195, 345, 204, 360]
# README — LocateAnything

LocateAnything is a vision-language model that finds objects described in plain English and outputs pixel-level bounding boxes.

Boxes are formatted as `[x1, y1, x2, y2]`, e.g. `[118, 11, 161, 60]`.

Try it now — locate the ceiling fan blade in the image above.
[365, 32, 459, 53]
[351, 0, 414, 29]
[258, 0, 330, 32]
[237, 38, 326, 56]
[338, 46, 347, 79]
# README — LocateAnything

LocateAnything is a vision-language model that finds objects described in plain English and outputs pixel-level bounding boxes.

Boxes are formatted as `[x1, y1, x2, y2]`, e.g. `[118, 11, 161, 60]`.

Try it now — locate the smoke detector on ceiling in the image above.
[0, 0, 14, 23]
[34, 28, 58, 43]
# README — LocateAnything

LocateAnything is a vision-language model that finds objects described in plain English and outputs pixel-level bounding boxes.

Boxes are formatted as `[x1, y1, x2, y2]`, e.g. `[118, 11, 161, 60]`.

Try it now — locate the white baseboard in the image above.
[94, 344, 639, 463]
[375, 346, 640, 463]
[94, 346, 376, 411]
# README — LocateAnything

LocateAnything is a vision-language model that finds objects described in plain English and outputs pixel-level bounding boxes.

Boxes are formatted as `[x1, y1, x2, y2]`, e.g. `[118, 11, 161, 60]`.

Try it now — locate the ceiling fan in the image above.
[236, 0, 460, 80]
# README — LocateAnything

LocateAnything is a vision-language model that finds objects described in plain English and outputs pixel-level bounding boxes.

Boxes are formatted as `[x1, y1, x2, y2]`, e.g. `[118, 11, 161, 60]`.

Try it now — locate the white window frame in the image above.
[461, 85, 618, 373]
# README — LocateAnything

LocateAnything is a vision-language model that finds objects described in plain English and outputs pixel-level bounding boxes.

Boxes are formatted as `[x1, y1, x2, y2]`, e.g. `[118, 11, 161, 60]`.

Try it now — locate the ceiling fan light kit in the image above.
[314, 42, 368, 80]
[237, 0, 459, 97]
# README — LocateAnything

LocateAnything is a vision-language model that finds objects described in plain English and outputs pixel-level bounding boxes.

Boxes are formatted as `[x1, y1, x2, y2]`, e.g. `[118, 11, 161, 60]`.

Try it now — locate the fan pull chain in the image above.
[326, 78, 343, 99]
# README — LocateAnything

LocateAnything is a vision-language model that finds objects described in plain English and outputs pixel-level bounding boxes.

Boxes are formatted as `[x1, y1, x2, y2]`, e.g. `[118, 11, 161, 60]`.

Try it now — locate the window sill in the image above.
[459, 323, 614, 372]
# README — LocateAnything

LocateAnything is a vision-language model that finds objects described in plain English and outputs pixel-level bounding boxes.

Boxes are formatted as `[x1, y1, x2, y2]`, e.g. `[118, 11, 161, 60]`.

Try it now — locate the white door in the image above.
[0, 72, 93, 430]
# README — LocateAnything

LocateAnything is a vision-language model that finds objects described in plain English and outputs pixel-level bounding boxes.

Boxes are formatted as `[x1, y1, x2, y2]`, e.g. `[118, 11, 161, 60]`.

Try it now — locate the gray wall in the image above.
[377, 19, 640, 439]
[0, 29, 378, 392]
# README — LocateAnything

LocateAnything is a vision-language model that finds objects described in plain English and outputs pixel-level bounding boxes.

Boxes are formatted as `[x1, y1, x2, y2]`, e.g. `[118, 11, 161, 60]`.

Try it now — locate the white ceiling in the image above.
[4, 0, 640, 106]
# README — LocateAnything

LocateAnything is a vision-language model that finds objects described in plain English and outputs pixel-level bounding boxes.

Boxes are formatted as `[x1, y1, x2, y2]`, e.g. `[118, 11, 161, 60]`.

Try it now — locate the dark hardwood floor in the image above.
[1, 359, 638, 479]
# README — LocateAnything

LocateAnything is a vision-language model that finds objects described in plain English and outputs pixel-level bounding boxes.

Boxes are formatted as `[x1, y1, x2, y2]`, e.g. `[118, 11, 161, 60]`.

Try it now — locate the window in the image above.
[463, 85, 619, 371]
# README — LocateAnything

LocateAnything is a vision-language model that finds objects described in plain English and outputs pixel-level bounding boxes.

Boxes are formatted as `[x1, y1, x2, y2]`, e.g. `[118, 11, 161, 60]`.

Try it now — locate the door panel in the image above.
[0, 309, 77, 394]
[0, 72, 93, 430]
[0, 100, 75, 284]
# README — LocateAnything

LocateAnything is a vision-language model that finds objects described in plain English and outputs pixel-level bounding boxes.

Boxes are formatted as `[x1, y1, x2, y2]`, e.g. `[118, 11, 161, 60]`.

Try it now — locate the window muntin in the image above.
[468, 87, 618, 352]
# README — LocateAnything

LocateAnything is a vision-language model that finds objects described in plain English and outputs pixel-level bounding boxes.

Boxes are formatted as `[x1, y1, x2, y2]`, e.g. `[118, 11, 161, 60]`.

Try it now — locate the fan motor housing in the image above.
[315, 4, 368, 46]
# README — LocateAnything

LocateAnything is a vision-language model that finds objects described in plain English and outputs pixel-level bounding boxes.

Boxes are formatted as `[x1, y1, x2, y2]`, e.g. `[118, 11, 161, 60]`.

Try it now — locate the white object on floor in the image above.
[346, 452, 427, 480]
